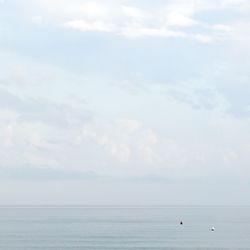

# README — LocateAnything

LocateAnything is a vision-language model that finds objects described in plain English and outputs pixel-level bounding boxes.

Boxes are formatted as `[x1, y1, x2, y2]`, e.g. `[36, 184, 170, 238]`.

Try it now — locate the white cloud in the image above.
[160, 2, 199, 27]
[194, 34, 214, 43]
[227, 20, 250, 46]
[31, 0, 250, 42]
[115, 119, 142, 133]
[65, 20, 115, 32]
[1, 75, 250, 179]
[121, 5, 148, 20]
[165, 11, 197, 27]
[222, 0, 250, 9]
[78, 2, 108, 18]
[64, 19, 188, 39]
[119, 25, 187, 38]
[2, 0, 250, 181]
[213, 24, 231, 32]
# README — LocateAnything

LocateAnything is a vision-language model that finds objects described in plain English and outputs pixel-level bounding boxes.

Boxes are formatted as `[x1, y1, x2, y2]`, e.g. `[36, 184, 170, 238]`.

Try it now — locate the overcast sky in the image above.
[1, 0, 250, 205]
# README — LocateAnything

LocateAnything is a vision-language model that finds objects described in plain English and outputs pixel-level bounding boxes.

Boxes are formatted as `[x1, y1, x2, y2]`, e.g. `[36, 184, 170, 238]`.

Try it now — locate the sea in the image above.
[0, 206, 250, 249]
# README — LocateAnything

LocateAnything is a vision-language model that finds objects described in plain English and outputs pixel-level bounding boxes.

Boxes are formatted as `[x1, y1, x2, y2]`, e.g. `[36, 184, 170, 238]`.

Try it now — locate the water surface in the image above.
[0, 206, 249, 249]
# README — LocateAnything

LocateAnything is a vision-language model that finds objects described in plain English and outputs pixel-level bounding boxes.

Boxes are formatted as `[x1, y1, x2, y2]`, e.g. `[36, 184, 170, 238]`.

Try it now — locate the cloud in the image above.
[65, 20, 115, 32]
[194, 34, 213, 43]
[121, 5, 148, 20]
[156, 79, 227, 112]
[62, 4, 194, 39]
[0, 88, 91, 128]
[1, 0, 247, 44]
[0, 87, 188, 177]
[115, 119, 142, 133]
[0, 87, 92, 171]
[1, 0, 250, 183]
[77, 118, 209, 177]
[119, 25, 187, 39]
[26, 0, 249, 42]
[209, 63, 250, 118]
[228, 20, 250, 46]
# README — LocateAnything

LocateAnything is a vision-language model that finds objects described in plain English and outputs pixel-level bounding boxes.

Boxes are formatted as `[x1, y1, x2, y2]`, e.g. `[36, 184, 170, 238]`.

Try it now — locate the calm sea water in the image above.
[0, 206, 250, 249]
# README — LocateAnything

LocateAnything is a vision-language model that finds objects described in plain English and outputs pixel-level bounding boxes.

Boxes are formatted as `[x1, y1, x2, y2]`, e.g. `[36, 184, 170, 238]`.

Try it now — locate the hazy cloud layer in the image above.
[1, 0, 250, 204]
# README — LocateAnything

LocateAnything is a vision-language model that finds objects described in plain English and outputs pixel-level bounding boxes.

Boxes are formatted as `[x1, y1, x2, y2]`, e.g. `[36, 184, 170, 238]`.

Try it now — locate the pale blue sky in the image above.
[1, 0, 250, 205]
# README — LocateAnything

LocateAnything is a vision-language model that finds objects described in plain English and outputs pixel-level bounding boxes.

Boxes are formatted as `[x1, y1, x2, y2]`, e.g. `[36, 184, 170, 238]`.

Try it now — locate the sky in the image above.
[1, 0, 250, 205]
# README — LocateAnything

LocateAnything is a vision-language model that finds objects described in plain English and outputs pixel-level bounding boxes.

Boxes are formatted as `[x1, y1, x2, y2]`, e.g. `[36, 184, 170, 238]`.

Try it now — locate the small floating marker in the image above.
[211, 226, 215, 231]
[180, 221, 183, 225]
